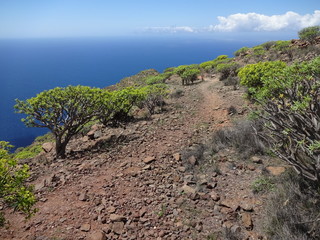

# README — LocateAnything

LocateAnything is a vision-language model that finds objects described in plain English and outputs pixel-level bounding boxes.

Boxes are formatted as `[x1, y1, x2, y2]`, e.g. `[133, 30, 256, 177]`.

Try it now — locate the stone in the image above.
[79, 191, 88, 201]
[230, 225, 241, 234]
[80, 223, 91, 232]
[181, 185, 196, 194]
[110, 214, 126, 222]
[266, 166, 286, 176]
[143, 156, 155, 164]
[188, 156, 197, 166]
[240, 202, 254, 212]
[251, 156, 262, 164]
[173, 153, 181, 161]
[219, 200, 239, 211]
[34, 180, 46, 191]
[247, 164, 256, 171]
[242, 212, 253, 230]
[90, 231, 106, 240]
[112, 222, 124, 235]
[94, 130, 102, 139]
[209, 191, 220, 201]
[42, 142, 55, 153]
[107, 206, 116, 214]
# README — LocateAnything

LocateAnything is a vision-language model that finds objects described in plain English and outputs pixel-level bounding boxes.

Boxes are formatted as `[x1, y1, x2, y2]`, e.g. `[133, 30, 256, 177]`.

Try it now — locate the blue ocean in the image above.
[0, 36, 260, 149]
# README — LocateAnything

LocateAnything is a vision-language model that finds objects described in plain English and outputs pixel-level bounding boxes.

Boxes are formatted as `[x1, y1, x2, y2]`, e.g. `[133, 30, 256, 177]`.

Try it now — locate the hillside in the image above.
[1, 37, 320, 240]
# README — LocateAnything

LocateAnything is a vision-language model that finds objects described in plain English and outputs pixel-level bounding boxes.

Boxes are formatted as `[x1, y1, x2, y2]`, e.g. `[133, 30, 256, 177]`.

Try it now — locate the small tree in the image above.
[298, 26, 320, 43]
[15, 86, 104, 158]
[0, 141, 36, 225]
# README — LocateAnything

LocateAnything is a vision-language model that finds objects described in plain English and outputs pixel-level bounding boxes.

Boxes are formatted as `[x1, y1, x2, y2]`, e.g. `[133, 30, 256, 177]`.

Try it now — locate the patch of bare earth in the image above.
[1, 76, 273, 240]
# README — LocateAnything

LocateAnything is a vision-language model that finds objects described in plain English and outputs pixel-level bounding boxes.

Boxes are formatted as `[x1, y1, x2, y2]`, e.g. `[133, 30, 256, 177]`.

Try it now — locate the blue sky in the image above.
[0, 0, 319, 39]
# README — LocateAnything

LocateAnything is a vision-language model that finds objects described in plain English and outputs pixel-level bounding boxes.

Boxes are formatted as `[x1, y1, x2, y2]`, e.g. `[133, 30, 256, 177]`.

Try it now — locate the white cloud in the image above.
[210, 10, 320, 32]
[143, 26, 195, 33]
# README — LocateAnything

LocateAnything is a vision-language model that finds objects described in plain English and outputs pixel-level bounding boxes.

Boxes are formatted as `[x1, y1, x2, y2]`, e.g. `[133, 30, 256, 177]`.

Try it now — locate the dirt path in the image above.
[0, 78, 266, 240]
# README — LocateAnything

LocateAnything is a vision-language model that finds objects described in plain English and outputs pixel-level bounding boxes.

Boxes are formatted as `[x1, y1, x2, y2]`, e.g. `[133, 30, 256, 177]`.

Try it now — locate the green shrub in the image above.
[199, 60, 216, 72]
[252, 176, 275, 194]
[252, 46, 266, 56]
[298, 26, 320, 42]
[272, 40, 290, 52]
[238, 61, 287, 97]
[216, 55, 228, 60]
[260, 41, 276, 50]
[216, 62, 240, 80]
[257, 57, 320, 183]
[145, 74, 167, 85]
[14, 144, 43, 160]
[181, 68, 200, 85]
[234, 47, 250, 56]
[0, 141, 36, 225]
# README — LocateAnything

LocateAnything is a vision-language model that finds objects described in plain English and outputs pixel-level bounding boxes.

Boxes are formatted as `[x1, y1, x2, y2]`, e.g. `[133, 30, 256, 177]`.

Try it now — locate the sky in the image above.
[0, 0, 319, 40]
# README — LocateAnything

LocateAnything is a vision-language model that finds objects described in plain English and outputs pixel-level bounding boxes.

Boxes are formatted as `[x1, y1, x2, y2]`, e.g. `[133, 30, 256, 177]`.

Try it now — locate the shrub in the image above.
[145, 74, 167, 85]
[260, 41, 276, 50]
[14, 144, 43, 160]
[15, 85, 105, 158]
[199, 60, 216, 73]
[257, 57, 320, 182]
[252, 46, 266, 56]
[0, 141, 36, 225]
[264, 171, 320, 239]
[216, 62, 240, 80]
[234, 47, 250, 56]
[216, 55, 228, 60]
[209, 120, 266, 158]
[181, 68, 200, 85]
[252, 176, 275, 194]
[238, 61, 287, 98]
[273, 40, 291, 52]
[139, 84, 168, 115]
[298, 26, 320, 43]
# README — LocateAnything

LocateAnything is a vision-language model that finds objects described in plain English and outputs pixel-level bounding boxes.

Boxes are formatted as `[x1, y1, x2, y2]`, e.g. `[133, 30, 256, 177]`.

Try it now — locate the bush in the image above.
[264, 171, 320, 239]
[272, 40, 291, 52]
[14, 144, 43, 160]
[238, 61, 287, 98]
[209, 120, 266, 158]
[298, 26, 320, 43]
[234, 47, 250, 56]
[181, 68, 200, 85]
[257, 57, 320, 182]
[260, 41, 276, 50]
[139, 84, 168, 115]
[252, 46, 266, 56]
[0, 141, 36, 225]
[216, 62, 240, 80]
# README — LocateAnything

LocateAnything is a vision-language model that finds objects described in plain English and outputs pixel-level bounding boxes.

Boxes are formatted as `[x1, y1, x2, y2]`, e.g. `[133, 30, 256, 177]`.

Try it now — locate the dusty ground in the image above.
[0, 76, 277, 240]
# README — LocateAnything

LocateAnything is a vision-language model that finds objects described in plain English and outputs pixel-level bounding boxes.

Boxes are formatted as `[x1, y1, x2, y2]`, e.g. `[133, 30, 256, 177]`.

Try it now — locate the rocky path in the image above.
[1, 77, 269, 240]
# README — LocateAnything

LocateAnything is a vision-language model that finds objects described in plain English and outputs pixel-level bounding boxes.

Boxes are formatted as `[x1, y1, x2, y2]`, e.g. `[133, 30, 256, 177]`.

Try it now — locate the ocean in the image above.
[0, 36, 260, 149]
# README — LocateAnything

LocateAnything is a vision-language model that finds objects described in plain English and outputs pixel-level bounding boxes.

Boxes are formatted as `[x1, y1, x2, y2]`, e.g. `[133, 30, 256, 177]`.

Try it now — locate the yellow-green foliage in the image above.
[216, 62, 240, 80]
[234, 47, 250, 56]
[199, 55, 232, 73]
[14, 144, 43, 160]
[272, 40, 290, 51]
[0, 141, 36, 225]
[298, 26, 320, 42]
[15, 85, 107, 158]
[252, 46, 266, 56]
[238, 61, 287, 97]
